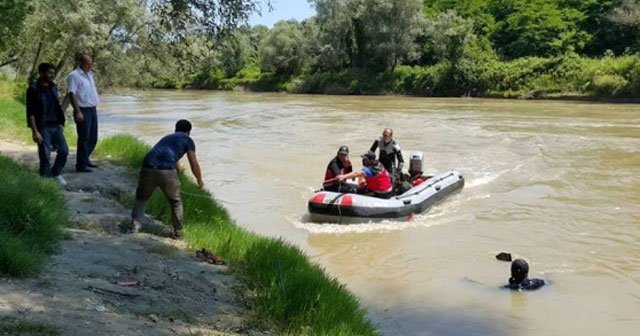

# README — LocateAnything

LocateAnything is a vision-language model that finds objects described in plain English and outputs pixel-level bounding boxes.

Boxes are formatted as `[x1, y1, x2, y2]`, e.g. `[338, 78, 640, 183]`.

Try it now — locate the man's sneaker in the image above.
[131, 220, 142, 233]
[53, 175, 68, 187]
[173, 229, 183, 240]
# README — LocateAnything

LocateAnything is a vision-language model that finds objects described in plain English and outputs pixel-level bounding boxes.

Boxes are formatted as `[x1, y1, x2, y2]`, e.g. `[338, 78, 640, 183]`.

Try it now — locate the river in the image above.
[100, 90, 640, 336]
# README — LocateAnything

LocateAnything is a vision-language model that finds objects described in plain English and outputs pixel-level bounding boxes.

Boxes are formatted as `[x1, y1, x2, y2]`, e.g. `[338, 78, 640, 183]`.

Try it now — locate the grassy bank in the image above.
[0, 77, 377, 334]
[0, 156, 67, 277]
[96, 135, 377, 335]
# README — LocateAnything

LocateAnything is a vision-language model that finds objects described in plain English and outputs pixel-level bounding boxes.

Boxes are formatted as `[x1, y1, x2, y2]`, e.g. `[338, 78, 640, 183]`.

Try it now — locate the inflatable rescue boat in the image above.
[307, 151, 464, 223]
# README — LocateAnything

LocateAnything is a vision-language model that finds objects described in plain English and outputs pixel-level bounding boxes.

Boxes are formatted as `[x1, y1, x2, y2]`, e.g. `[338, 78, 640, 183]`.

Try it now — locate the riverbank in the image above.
[173, 53, 640, 101]
[0, 79, 378, 335]
[0, 140, 265, 335]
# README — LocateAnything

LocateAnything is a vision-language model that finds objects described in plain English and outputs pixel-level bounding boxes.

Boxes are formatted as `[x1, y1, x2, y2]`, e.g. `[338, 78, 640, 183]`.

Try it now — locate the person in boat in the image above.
[370, 127, 404, 176]
[323, 145, 357, 193]
[336, 151, 394, 199]
[503, 259, 545, 291]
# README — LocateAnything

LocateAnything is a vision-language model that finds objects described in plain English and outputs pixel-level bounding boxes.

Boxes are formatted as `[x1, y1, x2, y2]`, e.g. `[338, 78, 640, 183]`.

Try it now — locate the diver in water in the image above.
[504, 259, 545, 291]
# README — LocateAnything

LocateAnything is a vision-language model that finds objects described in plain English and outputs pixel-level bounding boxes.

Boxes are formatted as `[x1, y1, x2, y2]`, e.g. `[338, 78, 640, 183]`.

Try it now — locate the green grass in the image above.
[0, 317, 60, 336]
[0, 79, 70, 278]
[96, 135, 378, 335]
[0, 96, 32, 143]
[0, 156, 67, 277]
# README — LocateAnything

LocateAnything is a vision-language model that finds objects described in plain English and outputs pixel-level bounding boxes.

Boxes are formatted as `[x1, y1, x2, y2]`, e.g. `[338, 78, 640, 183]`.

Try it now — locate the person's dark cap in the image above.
[361, 150, 376, 161]
[338, 145, 349, 155]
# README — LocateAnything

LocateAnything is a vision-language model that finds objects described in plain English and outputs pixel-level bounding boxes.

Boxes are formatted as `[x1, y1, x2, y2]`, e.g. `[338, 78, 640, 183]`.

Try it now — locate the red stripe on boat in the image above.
[312, 193, 326, 204]
[340, 195, 353, 206]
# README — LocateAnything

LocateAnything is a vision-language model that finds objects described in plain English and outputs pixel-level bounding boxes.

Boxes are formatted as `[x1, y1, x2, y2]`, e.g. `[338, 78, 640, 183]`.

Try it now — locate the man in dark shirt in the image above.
[370, 127, 404, 175]
[131, 120, 204, 239]
[323, 145, 356, 193]
[26, 63, 69, 186]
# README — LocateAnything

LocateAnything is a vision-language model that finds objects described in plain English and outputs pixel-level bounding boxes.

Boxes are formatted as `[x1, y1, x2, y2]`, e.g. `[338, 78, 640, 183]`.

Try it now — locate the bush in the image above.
[588, 74, 629, 97]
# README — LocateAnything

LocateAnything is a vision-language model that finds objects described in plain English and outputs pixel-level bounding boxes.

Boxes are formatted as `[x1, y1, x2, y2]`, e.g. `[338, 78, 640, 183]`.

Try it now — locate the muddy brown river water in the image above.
[101, 91, 640, 336]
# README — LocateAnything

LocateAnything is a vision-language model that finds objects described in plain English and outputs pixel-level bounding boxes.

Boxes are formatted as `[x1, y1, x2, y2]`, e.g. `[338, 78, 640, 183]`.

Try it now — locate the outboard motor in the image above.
[409, 151, 425, 187]
[409, 151, 424, 177]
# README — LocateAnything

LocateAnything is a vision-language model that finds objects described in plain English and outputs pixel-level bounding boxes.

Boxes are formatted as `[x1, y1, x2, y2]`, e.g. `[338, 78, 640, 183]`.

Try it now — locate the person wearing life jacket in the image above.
[370, 128, 404, 175]
[336, 151, 394, 199]
[503, 259, 546, 291]
[323, 145, 356, 193]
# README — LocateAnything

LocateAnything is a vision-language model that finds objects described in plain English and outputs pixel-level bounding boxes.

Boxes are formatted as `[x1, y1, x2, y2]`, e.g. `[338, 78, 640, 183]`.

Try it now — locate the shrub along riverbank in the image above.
[0, 78, 378, 335]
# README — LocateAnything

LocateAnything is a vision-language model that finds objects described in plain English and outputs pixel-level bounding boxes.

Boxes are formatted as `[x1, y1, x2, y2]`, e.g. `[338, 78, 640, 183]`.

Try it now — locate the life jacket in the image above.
[363, 164, 393, 193]
[324, 157, 352, 186]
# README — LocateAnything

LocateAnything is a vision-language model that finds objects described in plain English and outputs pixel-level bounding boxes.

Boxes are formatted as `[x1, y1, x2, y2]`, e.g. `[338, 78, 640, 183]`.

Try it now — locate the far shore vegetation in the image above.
[0, 77, 377, 335]
[2, 0, 640, 99]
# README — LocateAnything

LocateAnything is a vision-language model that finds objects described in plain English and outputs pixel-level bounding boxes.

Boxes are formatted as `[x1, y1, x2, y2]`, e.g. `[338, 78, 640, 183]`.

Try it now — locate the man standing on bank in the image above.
[26, 63, 70, 186]
[67, 54, 100, 172]
[131, 120, 204, 239]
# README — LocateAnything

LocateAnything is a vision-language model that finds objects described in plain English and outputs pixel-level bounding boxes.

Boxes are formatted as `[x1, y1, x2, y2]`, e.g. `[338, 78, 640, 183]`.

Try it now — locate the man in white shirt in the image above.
[67, 54, 100, 172]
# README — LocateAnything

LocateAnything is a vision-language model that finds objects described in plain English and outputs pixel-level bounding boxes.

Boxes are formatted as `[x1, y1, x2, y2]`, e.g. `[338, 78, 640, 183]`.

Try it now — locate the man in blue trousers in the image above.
[67, 54, 100, 172]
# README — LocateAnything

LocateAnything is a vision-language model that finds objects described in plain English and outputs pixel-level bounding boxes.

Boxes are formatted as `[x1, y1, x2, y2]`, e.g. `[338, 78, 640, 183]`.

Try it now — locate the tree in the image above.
[258, 20, 307, 76]
[609, 0, 640, 24]
[606, 0, 640, 52]
[310, 0, 424, 72]
[425, 10, 476, 63]
[489, 0, 589, 59]
[218, 32, 252, 77]
[309, 0, 363, 71]
[4, 0, 263, 84]
[0, 0, 32, 68]
[151, 0, 264, 36]
[362, 0, 425, 71]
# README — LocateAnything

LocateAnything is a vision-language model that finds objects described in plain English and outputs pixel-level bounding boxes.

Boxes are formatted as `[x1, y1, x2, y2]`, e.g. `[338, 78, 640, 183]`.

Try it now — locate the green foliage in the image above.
[0, 317, 60, 336]
[95, 134, 150, 168]
[0, 156, 66, 277]
[0, 78, 32, 143]
[259, 20, 307, 76]
[0, 0, 31, 64]
[425, 10, 476, 63]
[219, 32, 253, 77]
[590, 74, 629, 96]
[311, 0, 424, 72]
[489, 0, 589, 59]
[97, 135, 377, 335]
[578, 53, 640, 96]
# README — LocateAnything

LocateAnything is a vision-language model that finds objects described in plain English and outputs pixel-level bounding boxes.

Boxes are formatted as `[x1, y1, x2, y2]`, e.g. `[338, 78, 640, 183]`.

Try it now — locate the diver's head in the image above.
[509, 259, 529, 284]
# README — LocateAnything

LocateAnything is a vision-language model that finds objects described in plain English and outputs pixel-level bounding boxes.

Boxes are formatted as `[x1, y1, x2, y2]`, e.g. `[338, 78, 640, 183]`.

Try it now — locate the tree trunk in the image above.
[28, 40, 44, 83]
[55, 48, 71, 75]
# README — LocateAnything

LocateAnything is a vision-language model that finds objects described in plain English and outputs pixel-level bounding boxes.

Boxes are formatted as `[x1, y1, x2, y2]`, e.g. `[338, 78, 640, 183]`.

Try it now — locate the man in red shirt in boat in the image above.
[336, 151, 394, 199]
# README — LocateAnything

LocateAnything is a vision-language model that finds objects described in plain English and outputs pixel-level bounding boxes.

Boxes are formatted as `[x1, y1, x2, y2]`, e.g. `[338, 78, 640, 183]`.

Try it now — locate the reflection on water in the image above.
[100, 91, 640, 336]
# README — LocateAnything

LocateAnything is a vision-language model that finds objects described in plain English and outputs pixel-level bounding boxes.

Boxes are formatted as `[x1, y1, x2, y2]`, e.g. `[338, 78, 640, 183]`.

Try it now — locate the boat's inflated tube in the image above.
[308, 170, 464, 223]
